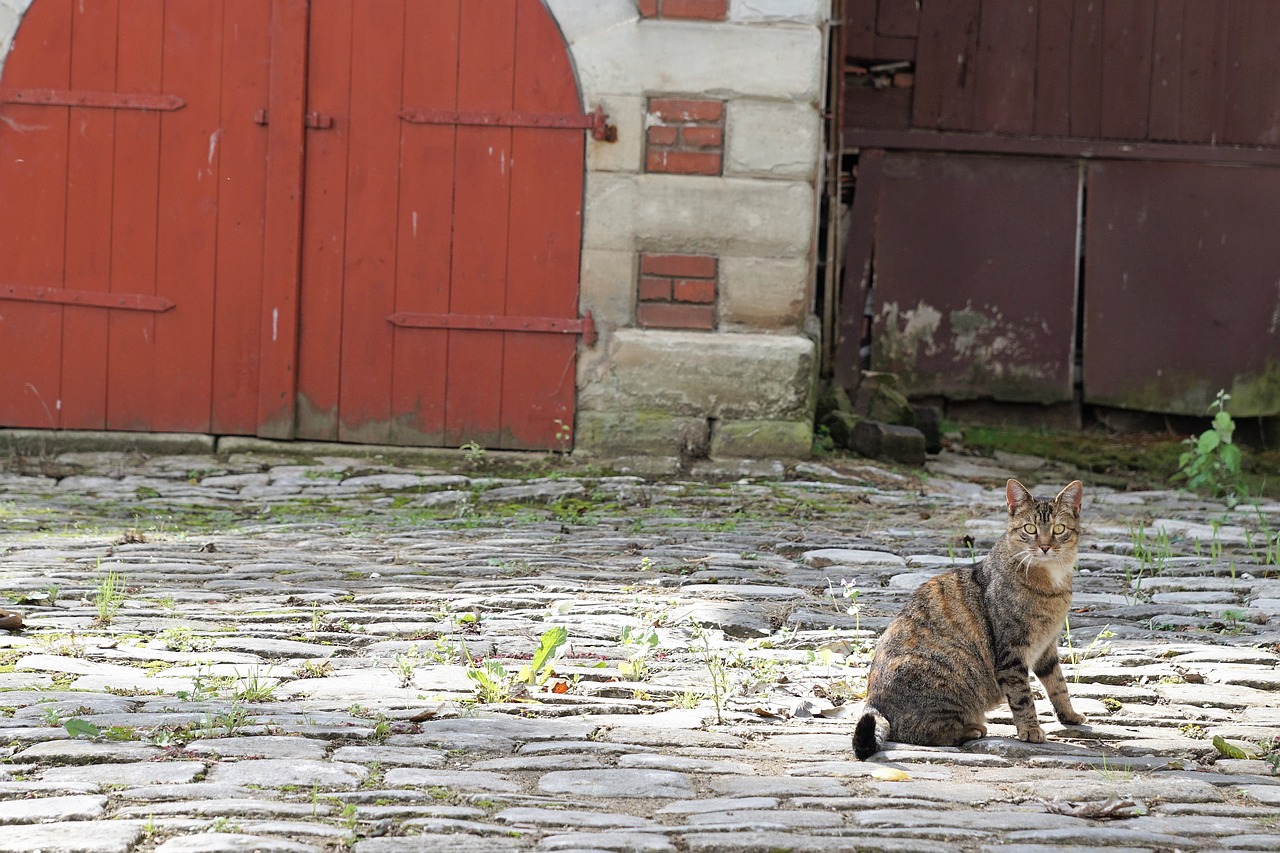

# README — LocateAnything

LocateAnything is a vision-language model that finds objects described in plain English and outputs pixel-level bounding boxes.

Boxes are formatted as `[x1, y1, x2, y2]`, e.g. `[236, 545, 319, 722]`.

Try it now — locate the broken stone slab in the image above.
[851, 420, 927, 466]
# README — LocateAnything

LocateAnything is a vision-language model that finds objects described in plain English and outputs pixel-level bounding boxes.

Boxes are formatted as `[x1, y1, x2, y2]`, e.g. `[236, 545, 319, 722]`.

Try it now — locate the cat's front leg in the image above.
[996, 654, 1045, 742]
[1034, 646, 1085, 726]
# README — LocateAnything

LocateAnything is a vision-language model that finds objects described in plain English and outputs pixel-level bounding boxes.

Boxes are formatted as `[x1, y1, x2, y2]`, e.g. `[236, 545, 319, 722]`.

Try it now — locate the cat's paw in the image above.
[1017, 726, 1046, 744]
[1057, 709, 1086, 726]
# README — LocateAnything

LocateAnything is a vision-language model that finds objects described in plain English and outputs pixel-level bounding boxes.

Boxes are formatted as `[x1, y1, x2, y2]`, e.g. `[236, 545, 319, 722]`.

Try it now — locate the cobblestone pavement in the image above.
[0, 446, 1276, 853]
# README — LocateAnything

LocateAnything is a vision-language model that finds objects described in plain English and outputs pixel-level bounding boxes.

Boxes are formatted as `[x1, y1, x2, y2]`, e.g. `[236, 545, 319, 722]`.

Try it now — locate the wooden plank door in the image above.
[296, 0, 587, 450]
[0, 0, 280, 434]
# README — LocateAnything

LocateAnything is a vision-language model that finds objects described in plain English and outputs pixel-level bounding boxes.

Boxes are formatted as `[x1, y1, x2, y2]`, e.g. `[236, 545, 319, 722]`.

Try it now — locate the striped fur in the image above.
[853, 479, 1086, 760]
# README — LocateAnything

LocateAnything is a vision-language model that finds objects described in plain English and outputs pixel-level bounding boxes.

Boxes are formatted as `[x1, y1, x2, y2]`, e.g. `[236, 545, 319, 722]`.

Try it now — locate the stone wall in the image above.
[551, 0, 827, 457]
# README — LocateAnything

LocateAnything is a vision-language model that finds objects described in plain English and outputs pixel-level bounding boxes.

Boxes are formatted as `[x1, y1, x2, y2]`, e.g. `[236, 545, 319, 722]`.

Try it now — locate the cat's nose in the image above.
[1039, 545, 1051, 553]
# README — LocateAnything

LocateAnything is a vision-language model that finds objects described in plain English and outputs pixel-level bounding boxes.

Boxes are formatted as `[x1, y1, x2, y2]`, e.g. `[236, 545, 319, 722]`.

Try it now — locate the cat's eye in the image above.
[1052, 523, 1067, 535]
[1021, 523, 1037, 535]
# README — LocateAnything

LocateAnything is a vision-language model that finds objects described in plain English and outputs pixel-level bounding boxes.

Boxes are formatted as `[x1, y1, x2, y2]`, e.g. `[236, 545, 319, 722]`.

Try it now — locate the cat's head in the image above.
[1004, 479, 1083, 583]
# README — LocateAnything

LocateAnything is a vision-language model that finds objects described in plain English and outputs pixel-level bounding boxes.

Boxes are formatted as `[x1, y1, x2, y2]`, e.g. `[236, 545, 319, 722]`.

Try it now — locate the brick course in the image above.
[637, 252, 718, 330]
[645, 97, 725, 176]
[637, 0, 728, 21]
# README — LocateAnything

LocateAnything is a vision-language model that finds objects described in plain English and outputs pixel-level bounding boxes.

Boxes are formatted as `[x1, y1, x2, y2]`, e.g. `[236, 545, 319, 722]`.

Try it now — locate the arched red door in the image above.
[0, 0, 587, 450]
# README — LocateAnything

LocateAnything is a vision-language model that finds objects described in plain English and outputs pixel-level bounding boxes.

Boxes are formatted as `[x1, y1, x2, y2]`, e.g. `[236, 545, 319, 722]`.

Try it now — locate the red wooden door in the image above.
[0, 0, 277, 434]
[295, 0, 585, 449]
[0, 0, 585, 450]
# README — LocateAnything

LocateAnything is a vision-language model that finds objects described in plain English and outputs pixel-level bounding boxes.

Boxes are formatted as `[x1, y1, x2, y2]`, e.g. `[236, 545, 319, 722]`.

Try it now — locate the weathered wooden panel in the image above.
[1223, 0, 1280, 145]
[500, 0, 583, 450]
[1146, 0, 1184, 142]
[912, 0, 981, 130]
[1099, 0, 1154, 140]
[211, 0, 272, 435]
[972, 0, 1037, 134]
[1067, 0, 1104, 138]
[1032, 2, 1073, 137]
[869, 153, 1080, 402]
[0, 0, 70, 428]
[389, 0, 459, 447]
[877, 0, 921, 38]
[1178, 2, 1228, 144]
[833, 150, 886, 390]
[1083, 161, 1280, 416]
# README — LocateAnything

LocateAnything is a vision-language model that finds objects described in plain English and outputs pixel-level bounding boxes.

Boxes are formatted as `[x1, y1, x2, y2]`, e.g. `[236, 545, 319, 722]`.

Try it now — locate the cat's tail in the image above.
[853, 707, 890, 760]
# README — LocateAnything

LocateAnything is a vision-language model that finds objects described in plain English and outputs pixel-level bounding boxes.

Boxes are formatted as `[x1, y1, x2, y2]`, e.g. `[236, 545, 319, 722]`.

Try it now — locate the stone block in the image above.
[912, 403, 943, 454]
[584, 173, 816, 257]
[545, 0, 638, 45]
[575, 411, 710, 456]
[577, 328, 816, 421]
[726, 100, 820, 180]
[711, 419, 812, 458]
[568, 18, 823, 103]
[586, 95, 645, 173]
[718, 255, 808, 330]
[851, 420, 927, 466]
[821, 410, 862, 450]
[579, 248, 638, 330]
[729, 0, 829, 24]
[0, 5, 20, 68]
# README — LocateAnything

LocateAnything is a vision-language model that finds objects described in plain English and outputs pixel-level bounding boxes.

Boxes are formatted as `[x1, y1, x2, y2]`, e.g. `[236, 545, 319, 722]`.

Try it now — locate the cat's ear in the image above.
[1006, 479, 1033, 514]
[1055, 480, 1084, 513]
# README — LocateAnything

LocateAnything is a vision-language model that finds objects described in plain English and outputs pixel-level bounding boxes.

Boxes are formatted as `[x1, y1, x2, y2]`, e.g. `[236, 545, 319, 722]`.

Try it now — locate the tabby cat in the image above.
[853, 479, 1086, 760]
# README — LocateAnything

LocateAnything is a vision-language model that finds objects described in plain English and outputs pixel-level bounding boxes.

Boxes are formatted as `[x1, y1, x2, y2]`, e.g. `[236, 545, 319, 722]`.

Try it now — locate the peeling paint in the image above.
[873, 299, 1064, 402]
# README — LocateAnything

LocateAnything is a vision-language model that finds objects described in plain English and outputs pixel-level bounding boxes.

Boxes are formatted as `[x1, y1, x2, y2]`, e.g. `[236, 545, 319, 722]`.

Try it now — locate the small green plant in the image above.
[460, 440, 487, 466]
[466, 659, 513, 704]
[1176, 390, 1243, 498]
[618, 625, 660, 682]
[43, 584, 60, 607]
[294, 660, 333, 679]
[465, 626, 569, 703]
[93, 566, 126, 624]
[160, 626, 212, 653]
[515, 626, 569, 687]
[393, 646, 421, 689]
[690, 624, 731, 725]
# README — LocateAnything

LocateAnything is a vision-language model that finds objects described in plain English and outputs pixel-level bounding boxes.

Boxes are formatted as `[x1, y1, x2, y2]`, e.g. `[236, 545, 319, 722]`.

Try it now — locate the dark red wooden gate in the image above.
[0, 0, 588, 449]
[837, 0, 1280, 418]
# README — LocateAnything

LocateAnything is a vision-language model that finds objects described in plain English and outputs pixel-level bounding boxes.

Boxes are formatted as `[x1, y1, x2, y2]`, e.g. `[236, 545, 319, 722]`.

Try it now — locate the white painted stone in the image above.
[584, 173, 816, 256]
[570, 20, 823, 102]
[586, 95, 644, 173]
[579, 248, 637, 331]
[730, 0, 831, 24]
[719, 255, 810, 330]
[545, 0, 637, 46]
[726, 99, 821, 180]
[577, 328, 815, 420]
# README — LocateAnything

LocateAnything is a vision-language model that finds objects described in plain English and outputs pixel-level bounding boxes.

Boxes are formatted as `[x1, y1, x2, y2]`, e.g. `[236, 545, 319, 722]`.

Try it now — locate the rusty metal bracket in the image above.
[0, 283, 175, 312]
[0, 88, 185, 111]
[253, 109, 336, 130]
[388, 310, 597, 346]
[400, 103, 617, 142]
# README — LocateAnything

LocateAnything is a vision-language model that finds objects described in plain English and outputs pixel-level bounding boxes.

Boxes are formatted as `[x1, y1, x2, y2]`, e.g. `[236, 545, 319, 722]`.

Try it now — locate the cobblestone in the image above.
[0, 448, 1275, 851]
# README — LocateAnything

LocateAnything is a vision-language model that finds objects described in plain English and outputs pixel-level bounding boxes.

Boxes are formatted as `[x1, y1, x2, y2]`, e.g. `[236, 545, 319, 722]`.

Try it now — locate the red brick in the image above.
[674, 278, 716, 304]
[660, 0, 729, 20]
[681, 125, 724, 149]
[637, 302, 716, 330]
[646, 149, 722, 176]
[637, 275, 672, 301]
[648, 98, 724, 123]
[646, 125, 679, 146]
[637, 0, 659, 17]
[640, 253, 718, 279]
[893, 71, 915, 88]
